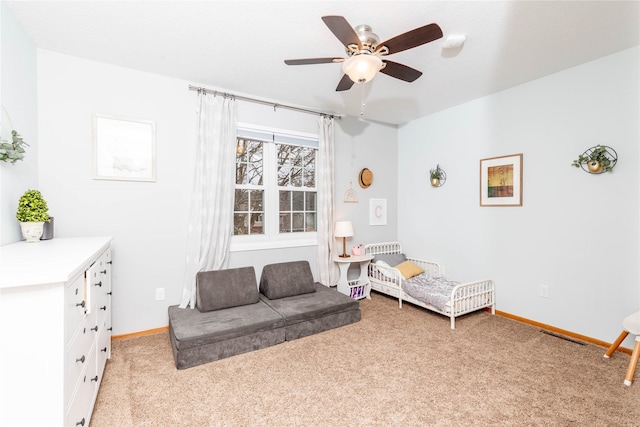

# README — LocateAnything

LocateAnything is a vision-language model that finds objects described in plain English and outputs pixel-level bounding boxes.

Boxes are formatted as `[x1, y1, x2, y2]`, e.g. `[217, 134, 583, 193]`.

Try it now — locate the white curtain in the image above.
[180, 92, 237, 308]
[316, 115, 339, 287]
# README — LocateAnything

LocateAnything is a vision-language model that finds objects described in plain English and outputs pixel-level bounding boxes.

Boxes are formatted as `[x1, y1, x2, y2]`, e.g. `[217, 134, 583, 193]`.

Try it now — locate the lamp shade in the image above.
[341, 54, 383, 84]
[334, 221, 354, 238]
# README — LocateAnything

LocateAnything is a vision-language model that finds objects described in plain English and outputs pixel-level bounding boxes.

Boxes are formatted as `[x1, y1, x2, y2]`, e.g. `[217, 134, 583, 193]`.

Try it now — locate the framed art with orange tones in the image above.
[480, 153, 523, 206]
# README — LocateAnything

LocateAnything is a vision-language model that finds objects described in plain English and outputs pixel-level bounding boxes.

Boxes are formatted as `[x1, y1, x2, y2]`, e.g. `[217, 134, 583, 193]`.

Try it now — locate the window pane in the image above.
[234, 189, 248, 211]
[248, 141, 262, 163]
[250, 190, 263, 211]
[292, 213, 305, 232]
[291, 167, 302, 186]
[305, 192, 316, 211]
[234, 213, 248, 235]
[292, 148, 303, 167]
[236, 139, 248, 161]
[277, 145, 293, 166]
[305, 213, 316, 231]
[279, 191, 291, 210]
[246, 162, 263, 185]
[249, 213, 264, 234]
[303, 169, 315, 188]
[277, 164, 291, 186]
[279, 213, 291, 233]
[292, 191, 304, 211]
[236, 139, 263, 185]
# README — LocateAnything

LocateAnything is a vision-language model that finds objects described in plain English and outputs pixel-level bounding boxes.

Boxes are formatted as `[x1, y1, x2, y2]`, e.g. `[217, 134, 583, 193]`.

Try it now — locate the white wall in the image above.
[0, 3, 38, 245]
[37, 49, 398, 335]
[398, 47, 640, 345]
[334, 116, 398, 247]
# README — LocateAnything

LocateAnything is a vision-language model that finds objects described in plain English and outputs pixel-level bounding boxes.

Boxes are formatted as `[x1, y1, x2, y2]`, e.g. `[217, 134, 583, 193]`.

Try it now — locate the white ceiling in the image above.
[6, 1, 640, 125]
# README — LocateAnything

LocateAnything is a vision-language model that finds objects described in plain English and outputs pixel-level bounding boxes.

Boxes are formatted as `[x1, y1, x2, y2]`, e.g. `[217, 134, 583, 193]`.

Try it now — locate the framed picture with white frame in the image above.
[369, 198, 387, 226]
[93, 114, 156, 182]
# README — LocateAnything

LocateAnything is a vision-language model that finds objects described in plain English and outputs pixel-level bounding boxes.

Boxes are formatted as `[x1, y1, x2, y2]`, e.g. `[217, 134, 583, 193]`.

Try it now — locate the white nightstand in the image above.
[333, 254, 373, 300]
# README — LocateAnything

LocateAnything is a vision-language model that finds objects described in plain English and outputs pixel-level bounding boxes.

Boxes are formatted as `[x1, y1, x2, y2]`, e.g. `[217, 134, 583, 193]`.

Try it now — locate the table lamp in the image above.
[334, 221, 354, 258]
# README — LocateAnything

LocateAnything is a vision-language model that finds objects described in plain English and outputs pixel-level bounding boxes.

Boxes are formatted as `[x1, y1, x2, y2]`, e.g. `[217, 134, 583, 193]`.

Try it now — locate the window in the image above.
[234, 139, 264, 235]
[233, 126, 318, 248]
[277, 144, 316, 233]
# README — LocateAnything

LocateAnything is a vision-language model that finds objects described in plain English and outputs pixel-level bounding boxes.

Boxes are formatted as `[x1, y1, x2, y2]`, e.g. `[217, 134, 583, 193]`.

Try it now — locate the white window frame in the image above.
[231, 123, 319, 252]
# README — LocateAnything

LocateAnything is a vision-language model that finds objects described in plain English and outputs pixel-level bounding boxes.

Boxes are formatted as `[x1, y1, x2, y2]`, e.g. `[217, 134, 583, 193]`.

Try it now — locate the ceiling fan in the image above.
[284, 15, 443, 91]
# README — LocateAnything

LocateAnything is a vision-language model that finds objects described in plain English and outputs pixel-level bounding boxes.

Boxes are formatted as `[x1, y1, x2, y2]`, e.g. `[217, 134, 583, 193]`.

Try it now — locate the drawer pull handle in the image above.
[76, 355, 85, 363]
[90, 375, 98, 382]
[100, 269, 107, 274]
[100, 306, 107, 311]
[91, 325, 99, 332]
[76, 418, 85, 426]
[107, 291, 112, 295]
[108, 327, 113, 331]
[101, 347, 108, 352]
[94, 281, 102, 287]
[76, 301, 85, 308]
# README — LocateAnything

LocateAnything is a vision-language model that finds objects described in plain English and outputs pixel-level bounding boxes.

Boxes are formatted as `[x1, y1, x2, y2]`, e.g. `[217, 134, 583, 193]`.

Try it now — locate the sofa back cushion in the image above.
[196, 266, 260, 312]
[260, 261, 316, 300]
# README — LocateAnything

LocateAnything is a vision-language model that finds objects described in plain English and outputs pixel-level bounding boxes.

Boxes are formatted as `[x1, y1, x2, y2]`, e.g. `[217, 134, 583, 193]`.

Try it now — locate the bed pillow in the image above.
[395, 260, 425, 280]
[372, 253, 407, 267]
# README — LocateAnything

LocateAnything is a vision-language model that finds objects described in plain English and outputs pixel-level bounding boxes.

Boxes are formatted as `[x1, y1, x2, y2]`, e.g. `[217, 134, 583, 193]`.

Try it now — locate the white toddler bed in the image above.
[364, 242, 495, 329]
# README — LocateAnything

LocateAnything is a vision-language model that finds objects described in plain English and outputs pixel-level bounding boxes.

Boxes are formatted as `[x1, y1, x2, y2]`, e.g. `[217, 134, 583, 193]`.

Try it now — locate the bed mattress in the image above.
[401, 274, 460, 312]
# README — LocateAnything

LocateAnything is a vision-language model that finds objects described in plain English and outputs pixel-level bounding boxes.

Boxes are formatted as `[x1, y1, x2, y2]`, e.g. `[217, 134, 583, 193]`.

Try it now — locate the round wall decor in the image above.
[358, 168, 374, 188]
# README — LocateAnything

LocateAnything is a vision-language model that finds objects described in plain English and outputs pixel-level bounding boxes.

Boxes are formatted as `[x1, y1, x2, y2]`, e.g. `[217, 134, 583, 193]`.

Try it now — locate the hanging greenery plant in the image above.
[0, 130, 29, 164]
[571, 145, 617, 174]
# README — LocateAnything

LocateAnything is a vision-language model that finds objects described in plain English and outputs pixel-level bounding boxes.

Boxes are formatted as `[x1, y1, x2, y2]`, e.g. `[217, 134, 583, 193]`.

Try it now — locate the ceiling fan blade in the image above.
[376, 23, 443, 55]
[336, 74, 355, 91]
[380, 60, 423, 82]
[284, 58, 343, 65]
[322, 15, 362, 49]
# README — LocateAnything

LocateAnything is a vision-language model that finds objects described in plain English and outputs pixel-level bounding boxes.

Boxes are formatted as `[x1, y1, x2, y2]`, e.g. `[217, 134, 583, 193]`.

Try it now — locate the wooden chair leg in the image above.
[604, 330, 629, 358]
[624, 338, 640, 386]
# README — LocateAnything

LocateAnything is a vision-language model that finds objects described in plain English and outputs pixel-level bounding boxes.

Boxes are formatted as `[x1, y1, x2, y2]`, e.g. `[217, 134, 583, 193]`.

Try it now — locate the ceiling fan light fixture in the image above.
[341, 54, 383, 84]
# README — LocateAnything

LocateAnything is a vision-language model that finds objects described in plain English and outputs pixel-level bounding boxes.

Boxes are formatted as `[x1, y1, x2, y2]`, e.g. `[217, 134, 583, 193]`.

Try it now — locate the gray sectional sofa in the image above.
[168, 261, 360, 369]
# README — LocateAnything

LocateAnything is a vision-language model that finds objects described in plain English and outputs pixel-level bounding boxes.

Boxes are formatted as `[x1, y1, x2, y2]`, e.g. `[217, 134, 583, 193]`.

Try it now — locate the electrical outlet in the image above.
[540, 284, 549, 298]
[155, 288, 165, 301]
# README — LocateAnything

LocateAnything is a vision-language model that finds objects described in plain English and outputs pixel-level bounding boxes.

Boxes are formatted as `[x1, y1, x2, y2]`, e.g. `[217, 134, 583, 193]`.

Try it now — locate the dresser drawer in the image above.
[65, 344, 98, 427]
[65, 275, 87, 343]
[64, 316, 97, 407]
[97, 327, 111, 379]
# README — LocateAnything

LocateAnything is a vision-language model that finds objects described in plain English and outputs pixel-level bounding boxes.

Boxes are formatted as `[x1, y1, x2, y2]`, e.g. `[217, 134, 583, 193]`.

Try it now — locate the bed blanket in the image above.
[402, 274, 460, 312]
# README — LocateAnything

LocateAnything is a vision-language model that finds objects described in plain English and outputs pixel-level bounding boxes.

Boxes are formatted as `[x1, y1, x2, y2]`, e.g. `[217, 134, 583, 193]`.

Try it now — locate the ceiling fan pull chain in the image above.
[360, 84, 366, 116]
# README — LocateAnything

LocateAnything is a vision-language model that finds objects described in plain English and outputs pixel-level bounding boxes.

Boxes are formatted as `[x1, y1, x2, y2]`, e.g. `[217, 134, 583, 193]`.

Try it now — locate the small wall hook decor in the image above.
[571, 145, 617, 174]
[429, 164, 446, 187]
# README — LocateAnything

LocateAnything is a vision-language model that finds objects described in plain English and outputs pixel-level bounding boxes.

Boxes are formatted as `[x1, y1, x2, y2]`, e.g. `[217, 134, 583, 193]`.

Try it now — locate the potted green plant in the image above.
[572, 145, 614, 173]
[430, 165, 444, 187]
[16, 189, 50, 242]
[0, 130, 28, 164]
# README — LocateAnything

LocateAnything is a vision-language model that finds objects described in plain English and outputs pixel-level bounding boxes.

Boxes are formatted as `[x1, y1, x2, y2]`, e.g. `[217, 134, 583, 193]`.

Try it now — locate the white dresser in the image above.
[0, 237, 112, 427]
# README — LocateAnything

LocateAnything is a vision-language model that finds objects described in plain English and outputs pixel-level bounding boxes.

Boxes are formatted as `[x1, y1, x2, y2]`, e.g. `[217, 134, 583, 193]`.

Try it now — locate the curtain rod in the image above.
[188, 85, 343, 119]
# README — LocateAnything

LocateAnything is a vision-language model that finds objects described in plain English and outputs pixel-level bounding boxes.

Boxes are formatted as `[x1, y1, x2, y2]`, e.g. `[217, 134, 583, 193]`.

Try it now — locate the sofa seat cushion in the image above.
[259, 261, 316, 300]
[196, 266, 260, 312]
[168, 301, 284, 351]
[261, 283, 359, 325]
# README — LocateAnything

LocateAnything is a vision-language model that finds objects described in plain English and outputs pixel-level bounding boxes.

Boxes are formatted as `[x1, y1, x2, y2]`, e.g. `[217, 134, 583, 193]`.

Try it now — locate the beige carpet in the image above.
[92, 294, 640, 426]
